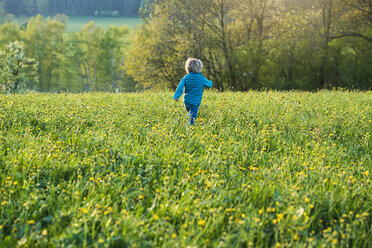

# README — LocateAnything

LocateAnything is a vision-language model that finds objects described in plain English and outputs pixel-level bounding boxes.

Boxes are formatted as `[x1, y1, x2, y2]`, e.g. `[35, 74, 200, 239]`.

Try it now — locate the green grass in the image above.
[66, 16, 142, 32]
[14, 16, 142, 32]
[0, 91, 371, 247]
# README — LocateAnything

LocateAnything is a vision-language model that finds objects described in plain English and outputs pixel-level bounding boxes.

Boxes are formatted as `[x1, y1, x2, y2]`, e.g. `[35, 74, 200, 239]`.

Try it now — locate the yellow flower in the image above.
[198, 220, 206, 227]
[42, 229, 48, 236]
[277, 213, 284, 222]
[28, 220, 35, 225]
[275, 243, 281, 248]
[305, 197, 310, 203]
[80, 208, 88, 214]
[153, 214, 159, 221]
[98, 238, 104, 243]
[293, 234, 300, 240]
[172, 233, 177, 238]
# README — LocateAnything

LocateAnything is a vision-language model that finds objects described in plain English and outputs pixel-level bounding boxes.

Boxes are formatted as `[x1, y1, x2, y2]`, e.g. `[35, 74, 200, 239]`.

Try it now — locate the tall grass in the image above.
[0, 91, 371, 247]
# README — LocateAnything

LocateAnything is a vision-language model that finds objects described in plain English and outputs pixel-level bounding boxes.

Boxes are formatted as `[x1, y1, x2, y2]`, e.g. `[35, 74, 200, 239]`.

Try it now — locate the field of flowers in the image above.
[0, 91, 371, 247]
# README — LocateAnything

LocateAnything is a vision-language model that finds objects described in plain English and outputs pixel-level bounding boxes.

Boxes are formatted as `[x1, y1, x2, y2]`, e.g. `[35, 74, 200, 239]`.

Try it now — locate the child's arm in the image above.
[173, 78, 185, 100]
[204, 77, 213, 88]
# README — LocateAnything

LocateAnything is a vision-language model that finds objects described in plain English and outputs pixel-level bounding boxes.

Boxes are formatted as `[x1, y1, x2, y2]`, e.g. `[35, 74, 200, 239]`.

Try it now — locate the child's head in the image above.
[185, 58, 203, 74]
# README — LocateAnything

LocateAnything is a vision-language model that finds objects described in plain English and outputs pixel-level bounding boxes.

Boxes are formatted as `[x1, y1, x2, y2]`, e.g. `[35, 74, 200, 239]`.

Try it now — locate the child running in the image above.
[173, 58, 213, 125]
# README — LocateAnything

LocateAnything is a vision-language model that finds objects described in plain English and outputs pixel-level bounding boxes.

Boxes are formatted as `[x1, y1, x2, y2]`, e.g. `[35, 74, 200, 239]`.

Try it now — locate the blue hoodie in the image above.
[173, 72, 213, 106]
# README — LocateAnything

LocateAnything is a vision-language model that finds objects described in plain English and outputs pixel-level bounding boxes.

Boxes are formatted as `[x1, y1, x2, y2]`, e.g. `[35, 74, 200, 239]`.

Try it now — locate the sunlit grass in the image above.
[14, 16, 142, 32]
[0, 91, 371, 247]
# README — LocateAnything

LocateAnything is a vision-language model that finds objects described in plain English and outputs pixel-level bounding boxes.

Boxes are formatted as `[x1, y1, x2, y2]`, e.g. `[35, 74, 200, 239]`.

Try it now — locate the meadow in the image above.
[65, 17, 141, 32]
[0, 91, 371, 247]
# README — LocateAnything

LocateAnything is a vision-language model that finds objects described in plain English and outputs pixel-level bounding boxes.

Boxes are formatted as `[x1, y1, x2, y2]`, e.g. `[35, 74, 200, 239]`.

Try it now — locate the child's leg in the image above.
[189, 105, 199, 125]
[184, 103, 199, 125]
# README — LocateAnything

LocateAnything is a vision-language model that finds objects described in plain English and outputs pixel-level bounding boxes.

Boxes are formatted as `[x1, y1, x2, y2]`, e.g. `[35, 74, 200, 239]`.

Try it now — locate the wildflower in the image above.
[277, 213, 284, 222]
[198, 220, 206, 227]
[153, 214, 159, 221]
[42, 229, 48, 236]
[28, 220, 35, 225]
[80, 208, 88, 214]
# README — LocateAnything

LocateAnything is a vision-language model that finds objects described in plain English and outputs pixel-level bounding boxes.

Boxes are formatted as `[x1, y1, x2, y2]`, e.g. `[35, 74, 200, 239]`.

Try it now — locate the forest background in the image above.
[0, 0, 371, 93]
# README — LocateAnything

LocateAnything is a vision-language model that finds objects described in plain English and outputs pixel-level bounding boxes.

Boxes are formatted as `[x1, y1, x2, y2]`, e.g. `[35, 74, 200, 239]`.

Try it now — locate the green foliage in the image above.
[0, 14, 135, 92]
[0, 41, 37, 93]
[0, 91, 371, 246]
[125, 0, 372, 91]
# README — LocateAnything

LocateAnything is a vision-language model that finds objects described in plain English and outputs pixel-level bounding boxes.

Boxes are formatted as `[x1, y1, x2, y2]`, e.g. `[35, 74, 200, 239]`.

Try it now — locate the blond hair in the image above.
[185, 58, 203, 73]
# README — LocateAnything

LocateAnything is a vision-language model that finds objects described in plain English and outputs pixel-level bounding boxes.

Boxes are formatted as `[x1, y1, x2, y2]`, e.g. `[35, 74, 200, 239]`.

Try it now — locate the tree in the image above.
[0, 41, 38, 93]
[24, 15, 66, 91]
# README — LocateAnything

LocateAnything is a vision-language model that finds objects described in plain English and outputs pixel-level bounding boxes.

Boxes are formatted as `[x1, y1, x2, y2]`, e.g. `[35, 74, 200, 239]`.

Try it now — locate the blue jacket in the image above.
[173, 72, 213, 106]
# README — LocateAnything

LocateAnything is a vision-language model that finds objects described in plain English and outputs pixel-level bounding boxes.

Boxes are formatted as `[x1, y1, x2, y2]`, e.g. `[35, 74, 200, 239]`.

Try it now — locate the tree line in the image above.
[0, 0, 144, 17]
[0, 15, 137, 93]
[126, 0, 372, 91]
[0, 0, 371, 93]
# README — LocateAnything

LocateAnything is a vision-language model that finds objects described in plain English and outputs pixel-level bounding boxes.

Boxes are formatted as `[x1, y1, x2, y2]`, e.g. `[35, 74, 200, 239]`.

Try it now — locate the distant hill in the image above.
[1, 0, 146, 17]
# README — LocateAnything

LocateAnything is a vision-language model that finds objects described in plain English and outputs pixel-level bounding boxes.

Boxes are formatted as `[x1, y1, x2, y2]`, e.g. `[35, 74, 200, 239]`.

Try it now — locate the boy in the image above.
[173, 58, 213, 125]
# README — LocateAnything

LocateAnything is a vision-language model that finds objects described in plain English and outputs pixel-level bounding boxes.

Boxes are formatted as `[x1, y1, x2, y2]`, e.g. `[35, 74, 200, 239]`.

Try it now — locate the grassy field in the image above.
[0, 91, 371, 247]
[66, 17, 141, 32]
[15, 16, 142, 32]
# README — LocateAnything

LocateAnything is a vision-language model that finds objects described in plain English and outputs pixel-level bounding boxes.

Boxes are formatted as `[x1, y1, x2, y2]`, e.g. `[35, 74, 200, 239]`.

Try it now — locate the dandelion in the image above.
[293, 234, 300, 240]
[80, 208, 88, 214]
[28, 220, 35, 225]
[198, 220, 206, 227]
